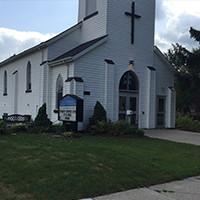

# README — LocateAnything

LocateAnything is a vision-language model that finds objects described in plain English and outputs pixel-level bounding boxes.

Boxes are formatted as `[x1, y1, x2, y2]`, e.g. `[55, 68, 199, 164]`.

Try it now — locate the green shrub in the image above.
[176, 114, 200, 133]
[114, 120, 135, 135]
[0, 121, 6, 135]
[91, 120, 114, 134]
[135, 129, 145, 136]
[176, 115, 194, 128]
[62, 131, 73, 137]
[9, 126, 28, 133]
[89, 101, 107, 127]
[189, 120, 200, 132]
[89, 119, 144, 136]
[27, 126, 40, 134]
[51, 123, 65, 134]
[37, 126, 51, 133]
[34, 103, 52, 131]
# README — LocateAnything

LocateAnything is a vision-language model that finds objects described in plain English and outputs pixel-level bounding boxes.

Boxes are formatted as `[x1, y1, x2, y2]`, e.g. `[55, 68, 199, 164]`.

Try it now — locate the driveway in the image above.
[145, 129, 200, 146]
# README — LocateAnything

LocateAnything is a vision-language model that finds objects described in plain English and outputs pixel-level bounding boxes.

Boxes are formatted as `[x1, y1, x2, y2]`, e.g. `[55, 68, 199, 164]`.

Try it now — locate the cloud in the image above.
[155, 1, 168, 21]
[156, 12, 200, 53]
[155, 1, 200, 53]
[0, 28, 56, 62]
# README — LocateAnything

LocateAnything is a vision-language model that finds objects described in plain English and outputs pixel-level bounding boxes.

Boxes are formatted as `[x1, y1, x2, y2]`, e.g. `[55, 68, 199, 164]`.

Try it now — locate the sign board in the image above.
[58, 94, 83, 122]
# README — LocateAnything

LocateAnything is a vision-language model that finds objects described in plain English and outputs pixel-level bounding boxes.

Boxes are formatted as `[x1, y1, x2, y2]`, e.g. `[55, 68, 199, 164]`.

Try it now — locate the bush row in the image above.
[0, 101, 145, 136]
[89, 120, 144, 136]
[176, 114, 200, 132]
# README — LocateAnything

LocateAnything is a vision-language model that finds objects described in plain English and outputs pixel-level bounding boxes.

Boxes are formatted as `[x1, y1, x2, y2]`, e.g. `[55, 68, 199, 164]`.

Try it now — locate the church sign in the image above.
[58, 94, 83, 122]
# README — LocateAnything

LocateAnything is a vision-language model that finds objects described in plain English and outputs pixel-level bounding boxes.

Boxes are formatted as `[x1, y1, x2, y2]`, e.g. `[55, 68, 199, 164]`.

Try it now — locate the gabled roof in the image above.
[154, 46, 177, 73]
[0, 22, 82, 67]
[49, 35, 108, 66]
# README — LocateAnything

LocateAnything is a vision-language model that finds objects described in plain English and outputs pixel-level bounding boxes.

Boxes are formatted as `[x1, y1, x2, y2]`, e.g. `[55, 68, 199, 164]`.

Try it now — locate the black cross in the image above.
[125, 2, 141, 44]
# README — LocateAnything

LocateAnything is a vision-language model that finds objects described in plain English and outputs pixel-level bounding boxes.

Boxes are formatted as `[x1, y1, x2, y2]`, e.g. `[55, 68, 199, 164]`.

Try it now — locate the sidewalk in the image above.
[85, 175, 200, 200]
[81, 129, 200, 200]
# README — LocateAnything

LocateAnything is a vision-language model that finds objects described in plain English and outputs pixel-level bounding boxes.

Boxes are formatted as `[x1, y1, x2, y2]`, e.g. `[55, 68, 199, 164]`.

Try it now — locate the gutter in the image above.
[48, 57, 73, 67]
[0, 43, 47, 67]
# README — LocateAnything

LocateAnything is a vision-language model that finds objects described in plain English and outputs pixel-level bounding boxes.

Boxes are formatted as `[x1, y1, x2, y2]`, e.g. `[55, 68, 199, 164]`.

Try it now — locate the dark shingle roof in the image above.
[51, 35, 107, 62]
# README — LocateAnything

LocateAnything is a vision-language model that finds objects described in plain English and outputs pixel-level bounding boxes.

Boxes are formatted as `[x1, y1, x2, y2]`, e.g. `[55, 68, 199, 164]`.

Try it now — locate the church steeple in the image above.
[78, 0, 155, 49]
[78, 0, 97, 22]
[78, 0, 107, 43]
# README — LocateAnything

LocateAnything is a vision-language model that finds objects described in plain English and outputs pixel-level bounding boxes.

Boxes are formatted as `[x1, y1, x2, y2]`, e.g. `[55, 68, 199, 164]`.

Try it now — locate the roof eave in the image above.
[0, 43, 47, 67]
[154, 46, 177, 73]
[0, 22, 82, 68]
[48, 57, 73, 67]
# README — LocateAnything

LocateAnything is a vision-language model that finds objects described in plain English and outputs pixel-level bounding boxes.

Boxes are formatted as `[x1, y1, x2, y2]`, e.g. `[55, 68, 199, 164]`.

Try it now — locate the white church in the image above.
[0, 0, 176, 130]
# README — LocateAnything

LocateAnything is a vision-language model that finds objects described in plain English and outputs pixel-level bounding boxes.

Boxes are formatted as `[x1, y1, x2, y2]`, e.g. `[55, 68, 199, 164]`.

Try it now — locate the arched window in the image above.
[26, 61, 31, 92]
[119, 70, 138, 91]
[56, 75, 63, 109]
[3, 70, 7, 95]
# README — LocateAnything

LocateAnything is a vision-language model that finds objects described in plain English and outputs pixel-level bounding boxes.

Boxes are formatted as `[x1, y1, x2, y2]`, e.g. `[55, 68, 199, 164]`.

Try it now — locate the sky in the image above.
[0, 0, 200, 62]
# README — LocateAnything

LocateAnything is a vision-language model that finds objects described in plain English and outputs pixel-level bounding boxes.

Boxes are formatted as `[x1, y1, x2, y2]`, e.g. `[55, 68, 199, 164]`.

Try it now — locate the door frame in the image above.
[119, 92, 139, 125]
[156, 96, 166, 128]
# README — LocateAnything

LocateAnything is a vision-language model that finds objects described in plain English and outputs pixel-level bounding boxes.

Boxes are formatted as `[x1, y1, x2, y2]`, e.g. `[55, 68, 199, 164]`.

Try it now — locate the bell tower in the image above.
[78, 0, 155, 50]
[78, 0, 97, 21]
[78, 0, 107, 43]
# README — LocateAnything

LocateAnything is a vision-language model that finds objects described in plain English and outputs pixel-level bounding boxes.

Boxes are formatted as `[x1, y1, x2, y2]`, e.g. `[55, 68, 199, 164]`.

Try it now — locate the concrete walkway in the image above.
[145, 129, 200, 146]
[80, 129, 200, 200]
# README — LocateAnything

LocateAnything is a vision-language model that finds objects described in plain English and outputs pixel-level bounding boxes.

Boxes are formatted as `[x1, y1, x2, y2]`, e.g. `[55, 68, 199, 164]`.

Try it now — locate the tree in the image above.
[34, 103, 52, 127]
[165, 28, 200, 115]
[190, 27, 200, 43]
[89, 101, 107, 126]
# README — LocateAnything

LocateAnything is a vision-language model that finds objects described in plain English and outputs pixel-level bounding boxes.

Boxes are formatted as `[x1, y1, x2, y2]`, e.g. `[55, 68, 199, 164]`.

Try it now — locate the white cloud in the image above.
[0, 28, 56, 62]
[155, 1, 200, 53]
[165, 1, 200, 17]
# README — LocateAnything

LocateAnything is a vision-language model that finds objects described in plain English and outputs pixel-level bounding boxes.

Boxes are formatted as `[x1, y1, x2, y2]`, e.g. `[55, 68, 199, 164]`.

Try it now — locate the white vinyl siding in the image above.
[49, 62, 74, 123]
[86, 0, 97, 16]
[0, 49, 48, 119]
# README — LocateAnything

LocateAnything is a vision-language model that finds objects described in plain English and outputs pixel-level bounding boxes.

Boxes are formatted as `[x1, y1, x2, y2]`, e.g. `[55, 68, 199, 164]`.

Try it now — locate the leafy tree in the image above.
[165, 27, 200, 115]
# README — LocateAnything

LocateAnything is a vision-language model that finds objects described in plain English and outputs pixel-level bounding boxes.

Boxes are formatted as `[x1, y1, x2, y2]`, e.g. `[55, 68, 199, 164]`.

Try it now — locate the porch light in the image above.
[129, 60, 134, 68]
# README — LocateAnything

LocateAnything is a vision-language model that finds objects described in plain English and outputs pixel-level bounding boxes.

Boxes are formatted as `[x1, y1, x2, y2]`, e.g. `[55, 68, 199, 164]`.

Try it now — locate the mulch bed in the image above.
[52, 133, 82, 140]
[87, 133, 149, 139]
[52, 133, 149, 140]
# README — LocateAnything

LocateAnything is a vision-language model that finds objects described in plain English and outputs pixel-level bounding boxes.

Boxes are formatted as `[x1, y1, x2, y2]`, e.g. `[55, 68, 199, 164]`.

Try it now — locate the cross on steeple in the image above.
[125, 2, 141, 44]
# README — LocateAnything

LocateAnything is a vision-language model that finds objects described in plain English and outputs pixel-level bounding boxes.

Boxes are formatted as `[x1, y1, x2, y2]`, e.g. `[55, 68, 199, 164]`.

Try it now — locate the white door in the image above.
[119, 93, 138, 125]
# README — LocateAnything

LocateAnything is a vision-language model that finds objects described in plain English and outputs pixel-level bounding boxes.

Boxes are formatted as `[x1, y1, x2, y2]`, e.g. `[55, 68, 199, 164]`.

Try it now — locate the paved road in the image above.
[81, 129, 200, 200]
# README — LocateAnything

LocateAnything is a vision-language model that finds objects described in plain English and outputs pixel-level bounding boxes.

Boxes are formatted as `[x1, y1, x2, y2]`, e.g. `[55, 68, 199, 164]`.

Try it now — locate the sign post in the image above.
[58, 94, 83, 132]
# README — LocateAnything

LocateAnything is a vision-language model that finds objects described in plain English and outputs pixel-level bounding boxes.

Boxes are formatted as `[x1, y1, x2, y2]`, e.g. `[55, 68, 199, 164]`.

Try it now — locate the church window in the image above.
[56, 75, 63, 109]
[86, 0, 97, 17]
[3, 70, 7, 96]
[26, 61, 32, 92]
[119, 71, 138, 91]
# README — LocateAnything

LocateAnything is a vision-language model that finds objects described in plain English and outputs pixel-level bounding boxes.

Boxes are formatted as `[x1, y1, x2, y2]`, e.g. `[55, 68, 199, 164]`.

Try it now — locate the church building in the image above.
[0, 0, 176, 130]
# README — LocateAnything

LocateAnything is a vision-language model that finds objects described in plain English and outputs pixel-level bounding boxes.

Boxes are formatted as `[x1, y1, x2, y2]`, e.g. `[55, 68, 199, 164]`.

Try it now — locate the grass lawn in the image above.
[0, 134, 200, 200]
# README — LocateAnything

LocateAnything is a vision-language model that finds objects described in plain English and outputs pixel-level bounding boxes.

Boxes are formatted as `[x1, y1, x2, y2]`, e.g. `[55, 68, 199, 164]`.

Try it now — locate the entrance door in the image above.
[119, 94, 138, 125]
[119, 71, 139, 125]
[156, 96, 166, 128]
